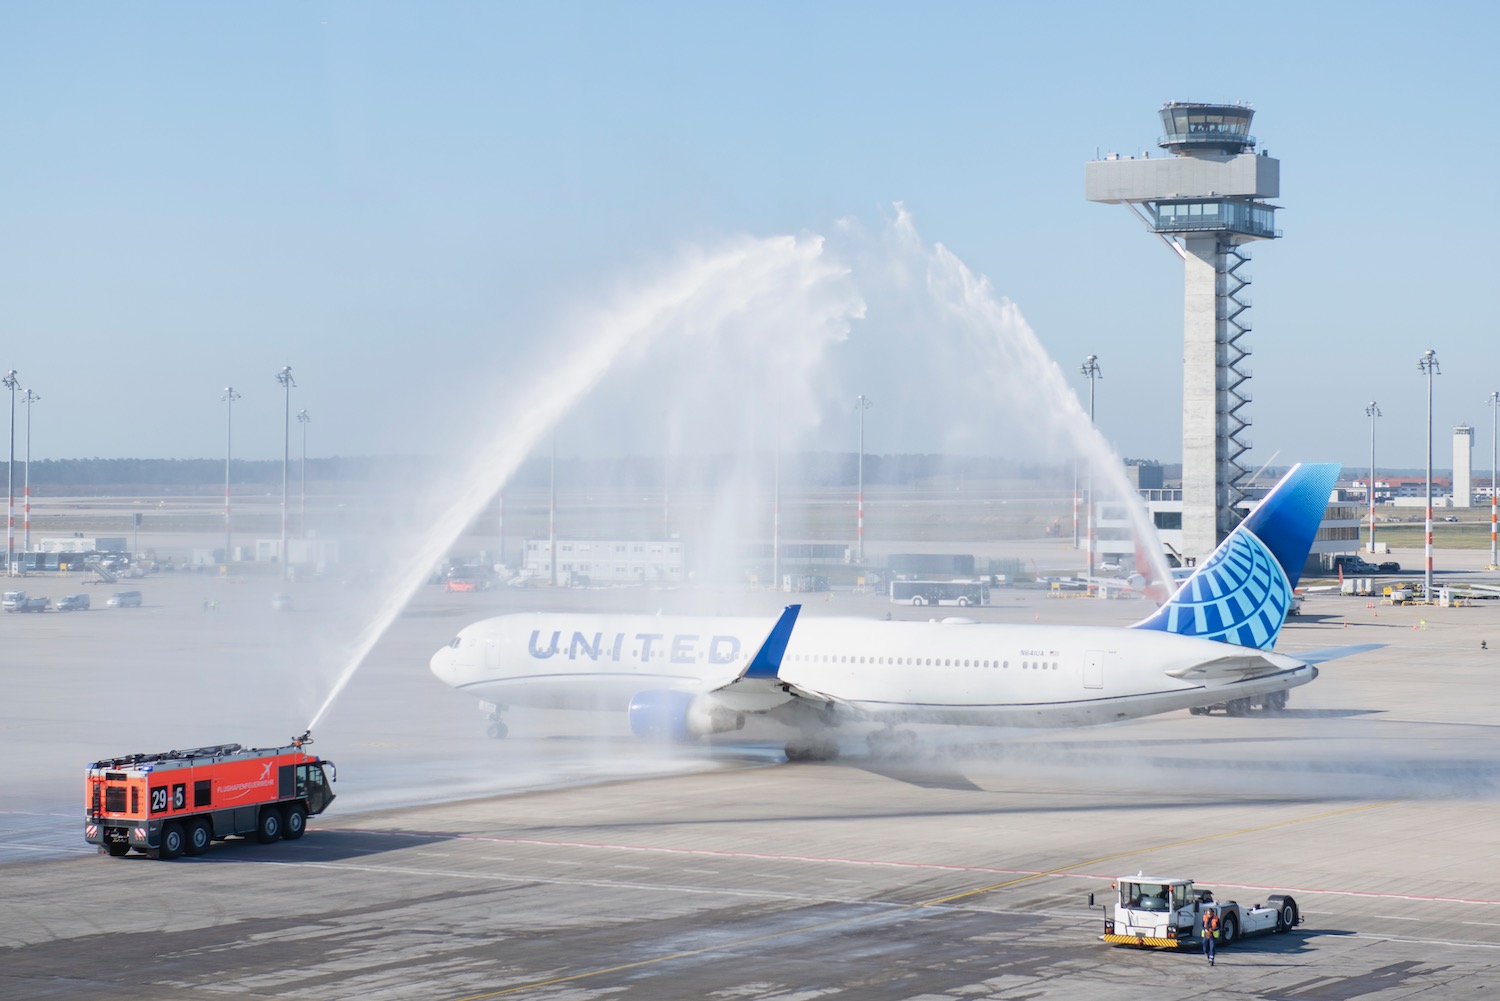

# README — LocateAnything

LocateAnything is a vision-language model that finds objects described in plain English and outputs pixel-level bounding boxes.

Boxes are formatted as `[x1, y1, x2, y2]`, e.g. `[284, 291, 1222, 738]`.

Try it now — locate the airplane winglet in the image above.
[741, 604, 801, 680]
[1286, 642, 1385, 665]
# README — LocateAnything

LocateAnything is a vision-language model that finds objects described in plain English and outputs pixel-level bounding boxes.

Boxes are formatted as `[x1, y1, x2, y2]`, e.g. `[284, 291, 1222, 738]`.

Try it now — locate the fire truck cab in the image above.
[85, 733, 335, 860]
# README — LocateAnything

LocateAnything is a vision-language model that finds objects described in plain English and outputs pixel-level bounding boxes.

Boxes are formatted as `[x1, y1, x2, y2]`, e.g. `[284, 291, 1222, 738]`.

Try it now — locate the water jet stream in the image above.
[307, 235, 861, 731]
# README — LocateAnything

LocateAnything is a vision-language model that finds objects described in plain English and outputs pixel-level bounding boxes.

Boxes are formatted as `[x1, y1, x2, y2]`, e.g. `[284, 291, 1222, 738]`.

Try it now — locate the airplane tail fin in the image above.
[1131, 463, 1340, 649]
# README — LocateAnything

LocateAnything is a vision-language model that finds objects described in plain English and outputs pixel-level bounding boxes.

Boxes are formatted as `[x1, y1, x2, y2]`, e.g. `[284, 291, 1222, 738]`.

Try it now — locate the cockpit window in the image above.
[448, 637, 462, 648]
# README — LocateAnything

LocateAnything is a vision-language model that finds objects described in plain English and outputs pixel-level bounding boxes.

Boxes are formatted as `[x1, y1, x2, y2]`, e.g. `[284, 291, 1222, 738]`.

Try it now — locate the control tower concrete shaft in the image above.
[1087, 102, 1281, 562]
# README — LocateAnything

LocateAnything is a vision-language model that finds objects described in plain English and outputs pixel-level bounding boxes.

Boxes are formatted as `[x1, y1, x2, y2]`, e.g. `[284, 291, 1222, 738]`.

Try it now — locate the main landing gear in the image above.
[865, 725, 919, 757]
[784, 733, 840, 762]
[1189, 690, 1290, 716]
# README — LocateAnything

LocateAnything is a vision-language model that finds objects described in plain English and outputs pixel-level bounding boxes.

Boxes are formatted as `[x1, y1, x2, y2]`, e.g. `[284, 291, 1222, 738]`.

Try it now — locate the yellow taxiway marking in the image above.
[449, 800, 1392, 1001]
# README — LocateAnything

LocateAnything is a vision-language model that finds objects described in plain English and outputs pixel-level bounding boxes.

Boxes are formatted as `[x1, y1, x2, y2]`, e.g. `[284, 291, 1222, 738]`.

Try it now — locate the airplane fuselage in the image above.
[430, 612, 1316, 729]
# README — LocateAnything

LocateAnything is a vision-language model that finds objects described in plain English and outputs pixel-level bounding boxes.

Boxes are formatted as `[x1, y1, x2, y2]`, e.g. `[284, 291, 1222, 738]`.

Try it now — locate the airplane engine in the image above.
[1127, 572, 1147, 591]
[627, 691, 745, 742]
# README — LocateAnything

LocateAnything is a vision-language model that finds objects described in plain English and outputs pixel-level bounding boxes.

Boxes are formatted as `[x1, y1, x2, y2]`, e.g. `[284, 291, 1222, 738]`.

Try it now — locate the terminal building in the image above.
[1092, 470, 1360, 576]
[521, 538, 686, 585]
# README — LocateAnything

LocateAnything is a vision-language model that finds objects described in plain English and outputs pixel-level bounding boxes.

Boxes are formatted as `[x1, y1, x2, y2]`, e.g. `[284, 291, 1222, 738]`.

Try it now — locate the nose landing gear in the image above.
[479, 700, 509, 739]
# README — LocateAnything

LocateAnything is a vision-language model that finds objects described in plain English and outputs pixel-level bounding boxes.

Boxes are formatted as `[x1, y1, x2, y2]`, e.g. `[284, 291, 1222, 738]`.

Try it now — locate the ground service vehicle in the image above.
[888, 579, 990, 606]
[107, 590, 142, 607]
[57, 593, 91, 611]
[1329, 555, 1378, 575]
[1099, 875, 1300, 948]
[85, 733, 335, 859]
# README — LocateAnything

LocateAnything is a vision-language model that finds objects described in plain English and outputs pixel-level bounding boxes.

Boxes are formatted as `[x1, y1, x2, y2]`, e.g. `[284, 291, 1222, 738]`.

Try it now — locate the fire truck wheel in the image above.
[185, 819, 212, 856]
[283, 804, 307, 840]
[105, 841, 130, 857]
[160, 822, 186, 860]
[256, 807, 283, 844]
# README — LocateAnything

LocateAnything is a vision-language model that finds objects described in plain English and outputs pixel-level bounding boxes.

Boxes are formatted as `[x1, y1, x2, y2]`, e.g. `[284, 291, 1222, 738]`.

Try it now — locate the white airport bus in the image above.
[888, 579, 990, 607]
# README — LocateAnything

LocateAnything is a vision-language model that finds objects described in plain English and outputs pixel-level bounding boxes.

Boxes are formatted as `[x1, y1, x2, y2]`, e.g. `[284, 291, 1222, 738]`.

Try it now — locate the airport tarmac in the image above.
[4, 555, 1500, 999]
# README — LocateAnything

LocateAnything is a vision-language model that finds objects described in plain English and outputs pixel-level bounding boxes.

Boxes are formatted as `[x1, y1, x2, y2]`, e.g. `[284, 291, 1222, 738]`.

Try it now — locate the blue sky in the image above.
[2, 1, 1496, 472]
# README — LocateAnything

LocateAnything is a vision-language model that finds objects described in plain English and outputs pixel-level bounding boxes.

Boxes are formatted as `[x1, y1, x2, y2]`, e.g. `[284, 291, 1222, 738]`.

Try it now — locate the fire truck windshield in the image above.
[298, 763, 335, 815]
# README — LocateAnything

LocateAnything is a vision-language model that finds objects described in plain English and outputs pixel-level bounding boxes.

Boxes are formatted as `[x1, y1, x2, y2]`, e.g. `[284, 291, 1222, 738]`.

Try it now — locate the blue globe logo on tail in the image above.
[1134, 463, 1340, 651]
[1145, 529, 1291, 649]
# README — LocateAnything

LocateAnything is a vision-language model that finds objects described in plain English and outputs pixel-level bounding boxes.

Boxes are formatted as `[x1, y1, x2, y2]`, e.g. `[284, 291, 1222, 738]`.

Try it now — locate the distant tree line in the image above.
[20, 453, 1090, 495]
[22, 457, 388, 494]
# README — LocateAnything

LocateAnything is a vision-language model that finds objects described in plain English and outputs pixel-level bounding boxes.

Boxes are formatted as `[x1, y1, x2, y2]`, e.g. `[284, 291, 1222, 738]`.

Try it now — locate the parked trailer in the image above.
[1099, 875, 1300, 948]
[85, 733, 335, 859]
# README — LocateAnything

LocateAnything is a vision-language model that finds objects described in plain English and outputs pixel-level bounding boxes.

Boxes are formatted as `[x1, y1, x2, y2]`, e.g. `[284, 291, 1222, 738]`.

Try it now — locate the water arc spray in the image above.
[305, 212, 1176, 736]
[305, 235, 862, 731]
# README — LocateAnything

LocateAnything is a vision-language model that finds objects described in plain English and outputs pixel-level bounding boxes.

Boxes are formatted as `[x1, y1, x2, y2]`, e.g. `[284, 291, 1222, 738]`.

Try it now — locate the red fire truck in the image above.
[85, 732, 336, 859]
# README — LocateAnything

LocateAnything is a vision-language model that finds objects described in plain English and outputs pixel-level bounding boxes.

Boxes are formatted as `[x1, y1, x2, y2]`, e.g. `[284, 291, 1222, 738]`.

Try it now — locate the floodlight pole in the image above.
[222, 387, 240, 565]
[21, 389, 38, 564]
[548, 435, 557, 587]
[3, 370, 17, 576]
[1365, 402, 1381, 554]
[774, 413, 781, 591]
[1080, 355, 1102, 577]
[1489, 390, 1499, 570]
[297, 409, 310, 536]
[1419, 350, 1439, 600]
[856, 394, 872, 564]
[276, 366, 295, 579]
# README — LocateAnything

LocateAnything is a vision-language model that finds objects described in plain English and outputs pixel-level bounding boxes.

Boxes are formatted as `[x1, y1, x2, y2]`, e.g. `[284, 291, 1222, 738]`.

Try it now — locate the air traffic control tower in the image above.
[1087, 102, 1281, 562]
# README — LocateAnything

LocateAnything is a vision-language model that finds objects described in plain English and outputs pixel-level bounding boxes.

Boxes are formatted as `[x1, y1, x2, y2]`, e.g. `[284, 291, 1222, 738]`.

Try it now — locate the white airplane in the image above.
[430, 463, 1376, 760]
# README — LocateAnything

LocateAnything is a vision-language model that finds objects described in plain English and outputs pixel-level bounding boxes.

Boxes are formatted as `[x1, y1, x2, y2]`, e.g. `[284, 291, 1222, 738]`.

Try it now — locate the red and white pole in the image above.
[1426, 503, 1434, 585]
[1491, 491, 1497, 569]
[1491, 390, 1499, 569]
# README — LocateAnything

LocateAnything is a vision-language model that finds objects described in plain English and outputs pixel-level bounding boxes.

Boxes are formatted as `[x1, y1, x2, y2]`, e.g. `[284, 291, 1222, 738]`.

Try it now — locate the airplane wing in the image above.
[706, 604, 858, 717]
[706, 605, 811, 713]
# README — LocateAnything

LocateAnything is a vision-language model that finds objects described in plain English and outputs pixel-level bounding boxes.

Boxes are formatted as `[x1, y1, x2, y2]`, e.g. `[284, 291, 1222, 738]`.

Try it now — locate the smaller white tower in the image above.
[1453, 425, 1474, 508]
